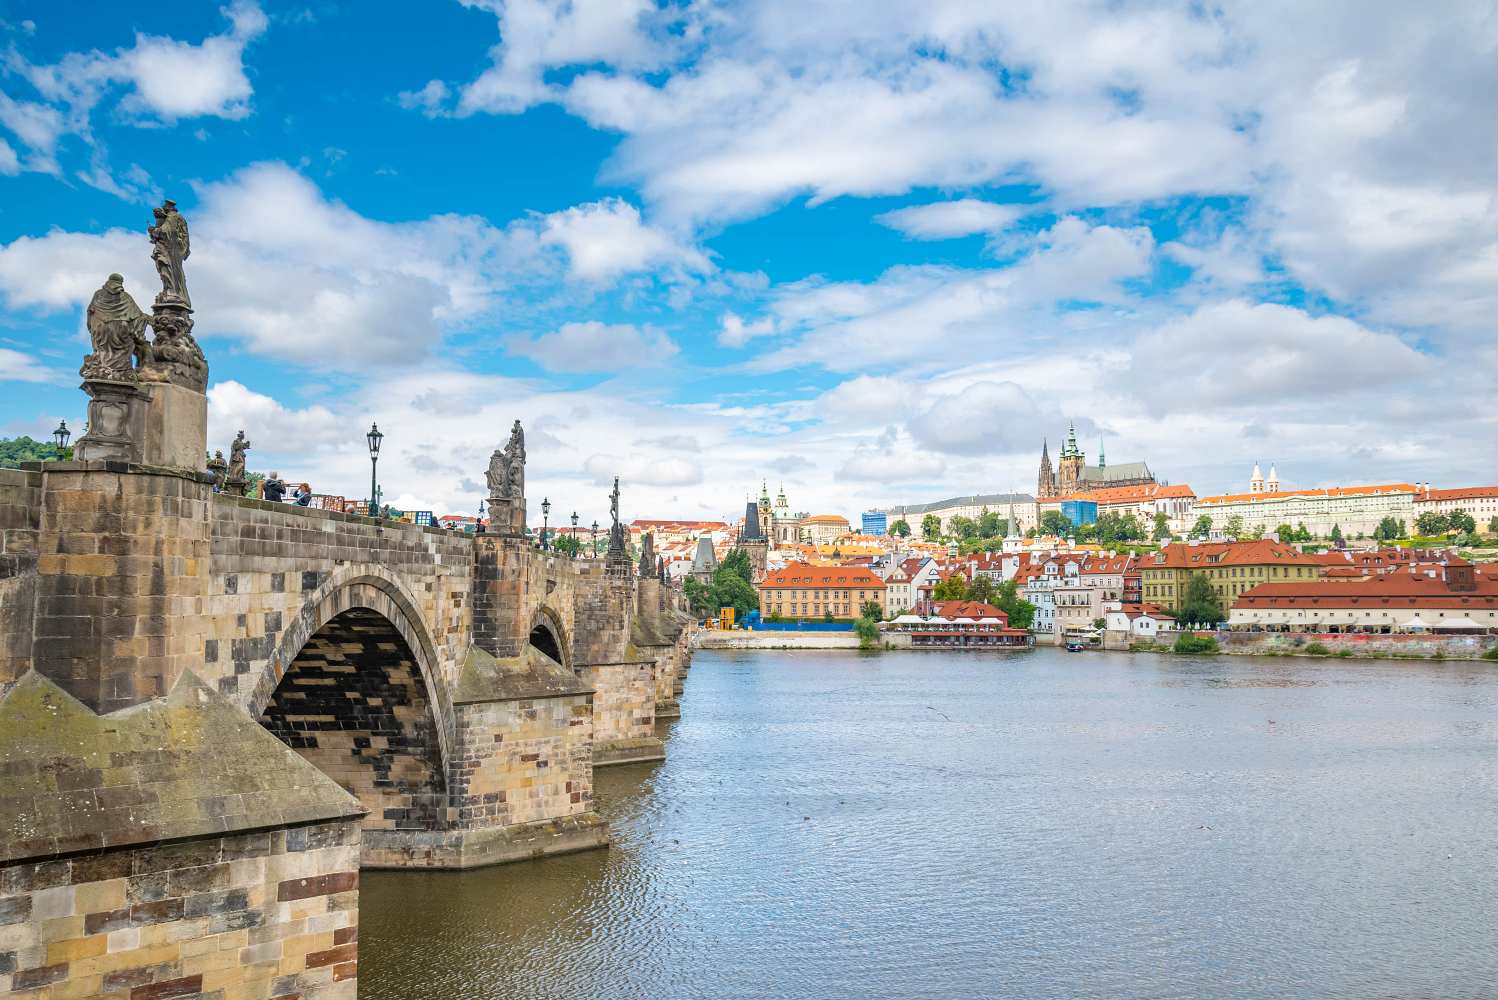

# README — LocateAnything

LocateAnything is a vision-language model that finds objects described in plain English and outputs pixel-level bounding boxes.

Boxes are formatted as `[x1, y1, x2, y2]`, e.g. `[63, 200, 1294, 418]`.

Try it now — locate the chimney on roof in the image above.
[1447, 561, 1476, 592]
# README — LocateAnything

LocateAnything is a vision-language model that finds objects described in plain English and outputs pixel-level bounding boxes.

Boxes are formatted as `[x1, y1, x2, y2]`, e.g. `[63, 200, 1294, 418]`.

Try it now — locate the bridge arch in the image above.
[250, 568, 455, 834]
[528, 604, 572, 669]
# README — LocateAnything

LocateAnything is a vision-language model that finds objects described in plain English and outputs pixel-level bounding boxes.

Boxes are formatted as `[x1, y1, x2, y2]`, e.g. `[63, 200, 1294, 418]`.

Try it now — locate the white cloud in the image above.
[0, 138, 16, 176]
[537, 198, 709, 282]
[0, 163, 710, 369]
[450, 0, 667, 116]
[0, 348, 65, 385]
[397, 80, 451, 118]
[583, 452, 702, 488]
[716, 311, 774, 348]
[17, 1, 266, 123]
[505, 320, 678, 372]
[754, 217, 1152, 372]
[876, 199, 1023, 240]
[1128, 301, 1431, 412]
[906, 381, 1042, 456]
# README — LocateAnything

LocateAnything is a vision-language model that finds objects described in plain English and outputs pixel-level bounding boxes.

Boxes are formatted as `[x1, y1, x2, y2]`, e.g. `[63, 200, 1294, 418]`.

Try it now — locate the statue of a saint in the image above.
[610, 477, 620, 529]
[82, 274, 150, 381]
[227, 431, 250, 482]
[149, 199, 191, 307]
[486, 419, 527, 500]
[206, 449, 228, 491]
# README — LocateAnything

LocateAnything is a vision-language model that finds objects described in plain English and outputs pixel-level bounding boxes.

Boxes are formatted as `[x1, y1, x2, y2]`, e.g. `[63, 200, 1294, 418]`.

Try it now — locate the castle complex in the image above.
[1036, 423, 1156, 498]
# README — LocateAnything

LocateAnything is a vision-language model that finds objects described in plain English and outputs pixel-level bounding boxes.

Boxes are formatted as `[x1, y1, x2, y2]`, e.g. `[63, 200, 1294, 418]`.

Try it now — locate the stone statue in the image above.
[206, 449, 228, 491]
[606, 476, 627, 566]
[485, 419, 527, 500]
[81, 274, 150, 381]
[138, 199, 208, 392]
[149, 199, 191, 308]
[637, 531, 655, 577]
[225, 431, 250, 495]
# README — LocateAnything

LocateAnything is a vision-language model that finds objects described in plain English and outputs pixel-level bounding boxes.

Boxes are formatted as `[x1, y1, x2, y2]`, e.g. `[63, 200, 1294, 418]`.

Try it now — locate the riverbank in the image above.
[1095, 631, 1498, 661]
[695, 631, 861, 650]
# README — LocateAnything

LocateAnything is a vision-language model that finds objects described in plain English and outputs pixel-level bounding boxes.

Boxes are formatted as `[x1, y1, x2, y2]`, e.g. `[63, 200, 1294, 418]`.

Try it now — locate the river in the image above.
[361, 648, 1498, 999]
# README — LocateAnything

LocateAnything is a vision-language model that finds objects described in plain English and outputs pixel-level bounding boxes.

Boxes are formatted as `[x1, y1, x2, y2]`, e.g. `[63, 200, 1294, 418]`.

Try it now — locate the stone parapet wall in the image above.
[206, 496, 474, 713]
[0, 468, 41, 691]
[571, 571, 632, 667]
[0, 817, 361, 999]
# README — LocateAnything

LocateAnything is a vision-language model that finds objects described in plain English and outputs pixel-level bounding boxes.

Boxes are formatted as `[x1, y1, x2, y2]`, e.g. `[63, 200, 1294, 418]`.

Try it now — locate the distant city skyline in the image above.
[1, 2, 1494, 525]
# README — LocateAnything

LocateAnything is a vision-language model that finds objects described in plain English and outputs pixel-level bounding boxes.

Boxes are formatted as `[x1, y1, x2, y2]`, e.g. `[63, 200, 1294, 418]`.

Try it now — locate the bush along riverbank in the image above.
[1118, 632, 1498, 661]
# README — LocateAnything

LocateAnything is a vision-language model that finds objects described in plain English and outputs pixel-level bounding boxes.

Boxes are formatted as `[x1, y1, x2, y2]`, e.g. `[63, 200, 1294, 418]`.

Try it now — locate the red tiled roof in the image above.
[1419, 486, 1498, 501]
[1149, 540, 1321, 569]
[1234, 570, 1498, 609]
[760, 563, 886, 589]
[930, 601, 1009, 621]
[1198, 483, 1418, 504]
[1048, 483, 1196, 504]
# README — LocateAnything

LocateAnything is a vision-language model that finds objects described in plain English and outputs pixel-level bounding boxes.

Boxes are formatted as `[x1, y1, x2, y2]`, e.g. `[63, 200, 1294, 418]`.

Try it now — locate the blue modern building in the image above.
[1058, 499, 1099, 527]
[861, 511, 888, 536]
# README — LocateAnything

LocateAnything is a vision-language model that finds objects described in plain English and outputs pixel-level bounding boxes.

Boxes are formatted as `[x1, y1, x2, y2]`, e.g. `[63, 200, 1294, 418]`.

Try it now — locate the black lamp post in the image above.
[569, 511, 579, 558]
[591, 520, 599, 557]
[366, 422, 383, 520]
[541, 497, 550, 550]
[52, 420, 70, 453]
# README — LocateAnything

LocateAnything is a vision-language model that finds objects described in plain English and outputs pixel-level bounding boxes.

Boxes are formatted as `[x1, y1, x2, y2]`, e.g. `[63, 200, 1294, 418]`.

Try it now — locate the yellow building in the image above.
[758, 563, 887, 620]
[1141, 540, 1323, 614]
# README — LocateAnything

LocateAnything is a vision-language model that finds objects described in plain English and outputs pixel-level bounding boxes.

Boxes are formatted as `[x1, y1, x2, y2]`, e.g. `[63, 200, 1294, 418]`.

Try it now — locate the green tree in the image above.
[1224, 514, 1245, 540]
[1039, 510, 1071, 536]
[1488, 515, 1498, 536]
[1330, 524, 1344, 544]
[977, 510, 1003, 538]
[0, 435, 69, 468]
[890, 518, 911, 537]
[967, 575, 996, 605]
[1190, 514, 1213, 539]
[1415, 512, 1448, 536]
[932, 575, 969, 601]
[921, 514, 942, 539]
[1178, 572, 1224, 627]
[712, 568, 760, 620]
[1274, 523, 1295, 540]
[859, 600, 884, 621]
[991, 579, 1036, 630]
[949, 515, 979, 540]
[855, 614, 881, 650]
[1243, 524, 1266, 540]
[719, 547, 753, 584]
[1374, 516, 1405, 541]
[1152, 511, 1171, 542]
[1448, 508, 1477, 535]
[683, 577, 713, 618]
[553, 534, 581, 556]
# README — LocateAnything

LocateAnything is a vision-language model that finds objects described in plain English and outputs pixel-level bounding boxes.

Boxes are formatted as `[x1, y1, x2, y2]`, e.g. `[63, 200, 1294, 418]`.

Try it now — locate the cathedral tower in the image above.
[1037, 439, 1056, 498]
[1057, 422, 1086, 495]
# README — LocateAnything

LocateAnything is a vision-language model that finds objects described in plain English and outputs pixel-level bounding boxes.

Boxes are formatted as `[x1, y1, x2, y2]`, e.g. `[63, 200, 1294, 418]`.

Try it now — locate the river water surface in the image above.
[361, 648, 1498, 999]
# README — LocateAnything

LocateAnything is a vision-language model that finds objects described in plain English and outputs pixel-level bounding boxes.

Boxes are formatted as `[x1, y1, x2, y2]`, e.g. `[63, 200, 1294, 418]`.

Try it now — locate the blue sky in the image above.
[1, 1, 1495, 523]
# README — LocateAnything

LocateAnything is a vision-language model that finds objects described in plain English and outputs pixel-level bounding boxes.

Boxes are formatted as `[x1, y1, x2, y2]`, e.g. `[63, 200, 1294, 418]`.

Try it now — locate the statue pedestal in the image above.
[487, 496, 526, 537]
[142, 380, 206, 469]
[74, 378, 148, 464]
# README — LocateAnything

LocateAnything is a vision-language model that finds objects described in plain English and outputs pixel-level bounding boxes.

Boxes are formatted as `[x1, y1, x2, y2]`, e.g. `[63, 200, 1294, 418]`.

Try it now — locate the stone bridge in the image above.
[0, 454, 695, 997]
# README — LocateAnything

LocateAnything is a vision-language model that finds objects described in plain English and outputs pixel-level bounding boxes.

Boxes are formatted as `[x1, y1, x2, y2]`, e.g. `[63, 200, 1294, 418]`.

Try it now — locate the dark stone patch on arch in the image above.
[260, 608, 446, 832]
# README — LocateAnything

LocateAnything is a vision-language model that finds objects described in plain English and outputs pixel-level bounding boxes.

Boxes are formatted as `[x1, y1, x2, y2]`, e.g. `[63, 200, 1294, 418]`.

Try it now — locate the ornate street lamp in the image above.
[570, 511, 579, 558]
[541, 497, 551, 550]
[52, 420, 70, 452]
[366, 422, 383, 520]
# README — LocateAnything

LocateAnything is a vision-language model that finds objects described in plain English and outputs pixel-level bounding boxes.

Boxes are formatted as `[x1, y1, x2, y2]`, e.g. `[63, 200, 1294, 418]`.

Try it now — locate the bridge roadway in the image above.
[0, 460, 694, 998]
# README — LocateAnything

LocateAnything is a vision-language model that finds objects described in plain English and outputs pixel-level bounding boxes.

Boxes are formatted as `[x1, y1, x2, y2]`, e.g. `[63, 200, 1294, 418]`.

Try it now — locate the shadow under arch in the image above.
[259, 605, 449, 834]
[250, 568, 454, 786]
[528, 605, 572, 669]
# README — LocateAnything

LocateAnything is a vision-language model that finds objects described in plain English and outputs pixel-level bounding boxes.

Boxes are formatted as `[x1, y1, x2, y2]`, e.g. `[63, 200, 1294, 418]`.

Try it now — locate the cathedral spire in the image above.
[1098, 438, 1106, 469]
